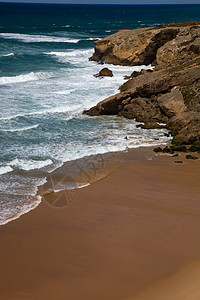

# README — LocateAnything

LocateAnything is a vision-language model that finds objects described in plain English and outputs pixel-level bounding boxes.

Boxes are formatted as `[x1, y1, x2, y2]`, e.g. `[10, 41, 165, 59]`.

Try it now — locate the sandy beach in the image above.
[0, 147, 200, 300]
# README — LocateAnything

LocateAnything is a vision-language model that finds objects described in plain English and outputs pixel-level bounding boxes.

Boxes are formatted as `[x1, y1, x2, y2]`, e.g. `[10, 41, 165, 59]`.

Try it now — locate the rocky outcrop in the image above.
[90, 22, 200, 69]
[86, 22, 200, 145]
[94, 67, 113, 77]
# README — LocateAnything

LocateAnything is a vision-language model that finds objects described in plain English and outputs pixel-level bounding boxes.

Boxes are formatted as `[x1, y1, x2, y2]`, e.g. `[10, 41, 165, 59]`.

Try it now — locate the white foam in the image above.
[0, 166, 13, 175]
[9, 158, 53, 171]
[46, 49, 93, 57]
[0, 71, 53, 85]
[1, 124, 39, 132]
[52, 89, 76, 95]
[0, 195, 42, 226]
[0, 104, 80, 121]
[0, 33, 80, 43]
[86, 37, 100, 41]
[1, 53, 14, 57]
[46, 49, 93, 65]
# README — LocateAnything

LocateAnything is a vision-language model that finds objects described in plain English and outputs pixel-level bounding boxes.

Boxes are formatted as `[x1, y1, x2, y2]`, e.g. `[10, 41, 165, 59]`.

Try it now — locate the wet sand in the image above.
[0, 147, 200, 300]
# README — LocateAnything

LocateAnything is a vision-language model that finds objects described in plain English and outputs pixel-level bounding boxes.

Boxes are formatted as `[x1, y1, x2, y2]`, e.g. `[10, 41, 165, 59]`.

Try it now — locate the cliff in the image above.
[86, 22, 200, 145]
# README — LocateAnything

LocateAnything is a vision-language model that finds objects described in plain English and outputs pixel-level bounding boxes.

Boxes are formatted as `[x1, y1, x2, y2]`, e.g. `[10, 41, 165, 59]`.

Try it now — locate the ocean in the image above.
[0, 3, 200, 225]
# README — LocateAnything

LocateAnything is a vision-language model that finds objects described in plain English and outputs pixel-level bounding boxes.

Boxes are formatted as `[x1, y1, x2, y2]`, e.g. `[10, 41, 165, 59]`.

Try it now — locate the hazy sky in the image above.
[2, 0, 200, 4]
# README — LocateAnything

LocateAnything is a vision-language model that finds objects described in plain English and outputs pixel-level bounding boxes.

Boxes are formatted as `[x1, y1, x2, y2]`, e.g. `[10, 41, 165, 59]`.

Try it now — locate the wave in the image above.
[45, 49, 93, 65]
[52, 88, 76, 95]
[9, 158, 53, 171]
[1, 53, 14, 57]
[0, 33, 80, 43]
[46, 49, 93, 57]
[0, 166, 13, 175]
[0, 104, 80, 121]
[1, 124, 39, 132]
[0, 195, 42, 226]
[86, 37, 100, 41]
[0, 71, 53, 85]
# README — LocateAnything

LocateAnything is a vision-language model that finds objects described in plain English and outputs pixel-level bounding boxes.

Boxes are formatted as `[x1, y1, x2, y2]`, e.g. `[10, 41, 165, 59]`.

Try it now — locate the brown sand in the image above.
[0, 147, 200, 300]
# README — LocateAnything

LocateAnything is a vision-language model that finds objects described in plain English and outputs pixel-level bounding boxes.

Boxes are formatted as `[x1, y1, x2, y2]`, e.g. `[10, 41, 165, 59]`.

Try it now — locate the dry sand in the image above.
[0, 147, 200, 300]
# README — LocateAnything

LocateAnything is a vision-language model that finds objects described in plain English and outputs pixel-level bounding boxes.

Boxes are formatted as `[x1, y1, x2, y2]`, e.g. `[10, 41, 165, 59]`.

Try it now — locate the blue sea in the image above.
[0, 3, 200, 225]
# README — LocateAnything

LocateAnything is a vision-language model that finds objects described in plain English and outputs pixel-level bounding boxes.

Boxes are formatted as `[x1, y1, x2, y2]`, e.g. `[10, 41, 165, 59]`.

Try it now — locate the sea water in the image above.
[0, 3, 200, 225]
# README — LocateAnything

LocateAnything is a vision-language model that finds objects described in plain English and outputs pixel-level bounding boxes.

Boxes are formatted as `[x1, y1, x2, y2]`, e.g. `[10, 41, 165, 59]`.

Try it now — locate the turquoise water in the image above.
[0, 3, 200, 225]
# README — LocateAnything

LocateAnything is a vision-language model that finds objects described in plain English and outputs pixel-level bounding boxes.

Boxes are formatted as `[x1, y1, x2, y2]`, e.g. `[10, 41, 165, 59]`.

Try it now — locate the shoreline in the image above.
[0, 138, 170, 227]
[1, 146, 200, 299]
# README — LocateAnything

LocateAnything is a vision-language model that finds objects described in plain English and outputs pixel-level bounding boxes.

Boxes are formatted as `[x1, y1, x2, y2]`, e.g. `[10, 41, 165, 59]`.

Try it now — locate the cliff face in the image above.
[86, 22, 200, 145]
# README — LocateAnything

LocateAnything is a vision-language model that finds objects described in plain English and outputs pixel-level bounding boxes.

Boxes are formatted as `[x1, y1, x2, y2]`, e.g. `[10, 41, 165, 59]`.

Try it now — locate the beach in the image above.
[1, 147, 200, 299]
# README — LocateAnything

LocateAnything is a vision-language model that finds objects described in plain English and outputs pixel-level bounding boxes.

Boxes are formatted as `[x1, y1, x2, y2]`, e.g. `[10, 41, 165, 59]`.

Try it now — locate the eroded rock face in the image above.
[157, 87, 186, 118]
[90, 27, 179, 66]
[156, 26, 200, 70]
[86, 22, 200, 145]
[90, 22, 200, 69]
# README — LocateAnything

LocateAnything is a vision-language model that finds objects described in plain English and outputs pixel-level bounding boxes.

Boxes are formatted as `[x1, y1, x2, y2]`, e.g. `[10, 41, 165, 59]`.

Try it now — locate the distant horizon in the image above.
[1, 0, 200, 5]
[1, 1, 200, 4]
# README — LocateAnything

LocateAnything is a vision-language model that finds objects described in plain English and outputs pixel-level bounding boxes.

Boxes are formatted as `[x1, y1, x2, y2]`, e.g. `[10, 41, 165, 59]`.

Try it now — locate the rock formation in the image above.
[86, 22, 200, 145]
[94, 67, 113, 77]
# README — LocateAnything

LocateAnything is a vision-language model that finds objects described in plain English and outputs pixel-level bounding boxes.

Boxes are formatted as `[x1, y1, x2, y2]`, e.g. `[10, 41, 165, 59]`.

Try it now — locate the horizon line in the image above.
[1, 2, 200, 5]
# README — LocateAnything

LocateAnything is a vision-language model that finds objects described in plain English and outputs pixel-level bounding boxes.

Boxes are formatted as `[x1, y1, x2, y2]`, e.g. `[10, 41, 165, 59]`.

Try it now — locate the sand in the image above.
[0, 147, 200, 300]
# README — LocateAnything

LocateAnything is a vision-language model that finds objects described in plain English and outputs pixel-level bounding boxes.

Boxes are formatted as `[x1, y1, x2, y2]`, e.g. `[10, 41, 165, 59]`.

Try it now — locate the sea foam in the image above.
[0, 166, 13, 175]
[0, 71, 53, 85]
[1, 124, 39, 132]
[9, 158, 53, 171]
[0, 33, 80, 43]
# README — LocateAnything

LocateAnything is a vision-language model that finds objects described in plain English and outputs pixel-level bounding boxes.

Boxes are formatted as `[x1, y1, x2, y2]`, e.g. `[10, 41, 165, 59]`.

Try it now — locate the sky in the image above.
[2, 0, 200, 4]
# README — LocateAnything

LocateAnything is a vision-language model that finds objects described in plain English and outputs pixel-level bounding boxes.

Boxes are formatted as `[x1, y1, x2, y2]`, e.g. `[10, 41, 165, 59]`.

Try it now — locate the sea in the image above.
[0, 3, 200, 225]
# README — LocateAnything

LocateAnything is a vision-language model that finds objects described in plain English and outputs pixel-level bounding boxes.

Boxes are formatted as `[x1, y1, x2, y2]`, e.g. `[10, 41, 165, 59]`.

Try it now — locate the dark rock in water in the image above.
[172, 153, 179, 157]
[94, 68, 113, 78]
[175, 160, 183, 163]
[186, 154, 199, 160]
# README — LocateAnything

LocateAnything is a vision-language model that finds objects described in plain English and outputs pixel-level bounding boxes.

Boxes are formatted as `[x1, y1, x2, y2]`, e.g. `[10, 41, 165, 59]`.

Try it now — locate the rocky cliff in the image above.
[86, 22, 200, 145]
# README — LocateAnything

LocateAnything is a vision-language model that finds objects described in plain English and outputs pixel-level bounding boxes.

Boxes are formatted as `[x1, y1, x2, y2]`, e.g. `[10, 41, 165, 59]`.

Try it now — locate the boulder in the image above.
[94, 68, 113, 77]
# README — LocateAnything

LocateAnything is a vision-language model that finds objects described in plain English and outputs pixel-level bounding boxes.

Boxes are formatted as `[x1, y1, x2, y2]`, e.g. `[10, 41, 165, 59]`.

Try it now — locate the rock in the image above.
[156, 25, 200, 70]
[153, 147, 163, 153]
[124, 69, 153, 80]
[86, 22, 200, 145]
[167, 112, 194, 131]
[188, 141, 200, 152]
[170, 145, 187, 152]
[90, 27, 180, 66]
[186, 154, 199, 160]
[157, 87, 186, 118]
[140, 121, 166, 129]
[94, 67, 113, 77]
[175, 161, 183, 163]
[162, 146, 174, 154]
[90, 22, 200, 68]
